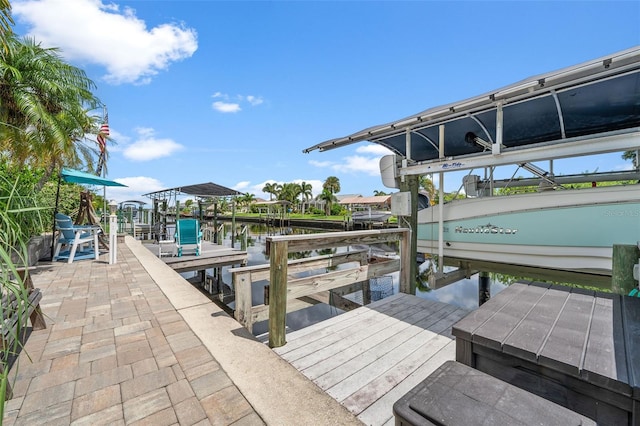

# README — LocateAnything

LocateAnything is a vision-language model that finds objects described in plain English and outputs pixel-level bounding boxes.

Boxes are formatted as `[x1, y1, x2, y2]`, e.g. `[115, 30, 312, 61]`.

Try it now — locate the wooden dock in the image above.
[273, 293, 470, 425]
[145, 241, 247, 273]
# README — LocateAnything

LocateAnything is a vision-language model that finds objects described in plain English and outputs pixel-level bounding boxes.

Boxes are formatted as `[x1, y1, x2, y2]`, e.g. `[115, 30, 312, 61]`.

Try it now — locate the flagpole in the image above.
[100, 105, 108, 233]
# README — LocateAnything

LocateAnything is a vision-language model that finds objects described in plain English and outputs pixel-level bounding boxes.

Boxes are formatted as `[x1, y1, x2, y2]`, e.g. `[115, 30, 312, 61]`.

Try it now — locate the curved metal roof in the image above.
[304, 47, 640, 167]
[143, 182, 240, 200]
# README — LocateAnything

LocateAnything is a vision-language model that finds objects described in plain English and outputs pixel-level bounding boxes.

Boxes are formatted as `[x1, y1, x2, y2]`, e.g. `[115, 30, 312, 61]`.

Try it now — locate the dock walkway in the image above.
[3, 236, 359, 425]
[274, 294, 470, 425]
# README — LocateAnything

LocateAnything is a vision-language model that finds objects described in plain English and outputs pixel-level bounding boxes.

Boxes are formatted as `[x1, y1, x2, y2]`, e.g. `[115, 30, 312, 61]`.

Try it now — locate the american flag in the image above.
[96, 111, 109, 176]
[97, 112, 109, 153]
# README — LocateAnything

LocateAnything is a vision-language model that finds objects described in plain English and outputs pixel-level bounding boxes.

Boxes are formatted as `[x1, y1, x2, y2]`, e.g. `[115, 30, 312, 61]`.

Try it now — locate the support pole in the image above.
[231, 199, 236, 249]
[269, 240, 288, 348]
[438, 125, 445, 274]
[109, 202, 117, 264]
[408, 174, 419, 294]
[213, 200, 218, 244]
[478, 271, 491, 306]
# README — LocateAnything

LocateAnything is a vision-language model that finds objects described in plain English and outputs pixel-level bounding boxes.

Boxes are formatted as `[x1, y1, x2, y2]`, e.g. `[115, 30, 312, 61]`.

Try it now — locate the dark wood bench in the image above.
[393, 361, 596, 425]
[2, 267, 46, 399]
[452, 281, 640, 425]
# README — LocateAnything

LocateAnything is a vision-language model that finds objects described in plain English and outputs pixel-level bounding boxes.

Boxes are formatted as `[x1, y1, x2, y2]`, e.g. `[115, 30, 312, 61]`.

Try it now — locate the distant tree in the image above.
[278, 182, 301, 206]
[262, 182, 279, 201]
[419, 176, 436, 204]
[373, 190, 388, 196]
[317, 189, 336, 215]
[623, 150, 637, 167]
[323, 176, 340, 195]
[299, 181, 313, 214]
[242, 192, 255, 208]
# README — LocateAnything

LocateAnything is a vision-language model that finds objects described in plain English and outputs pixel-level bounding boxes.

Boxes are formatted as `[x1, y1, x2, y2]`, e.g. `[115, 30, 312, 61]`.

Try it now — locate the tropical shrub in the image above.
[0, 167, 45, 420]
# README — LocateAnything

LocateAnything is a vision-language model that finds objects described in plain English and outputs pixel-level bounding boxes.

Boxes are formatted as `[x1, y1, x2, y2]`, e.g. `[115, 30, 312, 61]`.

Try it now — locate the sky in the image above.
[11, 0, 640, 204]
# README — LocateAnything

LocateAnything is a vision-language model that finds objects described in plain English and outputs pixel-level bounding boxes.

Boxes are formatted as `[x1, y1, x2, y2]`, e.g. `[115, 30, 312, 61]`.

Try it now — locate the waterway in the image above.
[183, 222, 508, 337]
[190, 221, 605, 337]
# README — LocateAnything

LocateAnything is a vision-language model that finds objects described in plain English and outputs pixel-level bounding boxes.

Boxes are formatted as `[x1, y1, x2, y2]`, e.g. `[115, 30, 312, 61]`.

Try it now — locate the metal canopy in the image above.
[303, 47, 640, 170]
[143, 182, 240, 201]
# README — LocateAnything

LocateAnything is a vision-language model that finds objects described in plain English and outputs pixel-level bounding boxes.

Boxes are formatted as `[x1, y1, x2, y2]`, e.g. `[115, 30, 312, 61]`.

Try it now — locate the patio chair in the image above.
[53, 213, 100, 263]
[175, 219, 202, 257]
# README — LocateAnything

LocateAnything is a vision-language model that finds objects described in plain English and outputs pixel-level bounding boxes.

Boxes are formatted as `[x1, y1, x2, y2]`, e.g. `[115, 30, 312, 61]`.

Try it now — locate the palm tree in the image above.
[278, 182, 301, 206]
[299, 181, 313, 214]
[373, 190, 388, 196]
[323, 176, 340, 195]
[0, 35, 102, 186]
[0, 0, 13, 52]
[241, 192, 256, 212]
[262, 182, 279, 201]
[317, 188, 336, 216]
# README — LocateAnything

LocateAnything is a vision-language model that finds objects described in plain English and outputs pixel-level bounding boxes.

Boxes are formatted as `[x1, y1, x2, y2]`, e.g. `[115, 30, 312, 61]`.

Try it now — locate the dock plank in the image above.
[337, 309, 469, 410]
[502, 287, 570, 362]
[357, 340, 457, 425]
[275, 295, 469, 425]
[275, 294, 429, 357]
[452, 282, 529, 341]
[306, 303, 456, 383]
[471, 283, 550, 351]
[538, 292, 595, 376]
[582, 295, 630, 394]
[281, 300, 423, 367]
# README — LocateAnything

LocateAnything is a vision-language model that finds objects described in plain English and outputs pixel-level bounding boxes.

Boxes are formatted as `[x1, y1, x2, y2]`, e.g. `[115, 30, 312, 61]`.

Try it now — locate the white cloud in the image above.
[105, 175, 164, 203]
[246, 95, 264, 106]
[356, 144, 393, 156]
[234, 181, 251, 191]
[13, 0, 198, 85]
[213, 101, 241, 113]
[123, 128, 184, 161]
[309, 147, 386, 176]
[309, 160, 334, 168]
[333, 155, 381, 176]
[211, 92, 264, 113]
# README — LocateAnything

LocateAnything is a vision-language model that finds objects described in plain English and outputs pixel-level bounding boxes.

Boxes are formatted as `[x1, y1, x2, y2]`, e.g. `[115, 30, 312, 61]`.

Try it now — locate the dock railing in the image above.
[231, 228, 410, 348]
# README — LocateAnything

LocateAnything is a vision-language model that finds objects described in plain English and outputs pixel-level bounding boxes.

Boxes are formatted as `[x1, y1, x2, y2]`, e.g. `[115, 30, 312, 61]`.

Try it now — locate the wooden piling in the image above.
[268, 240, 288, 348]
[612, 244, 639, 295]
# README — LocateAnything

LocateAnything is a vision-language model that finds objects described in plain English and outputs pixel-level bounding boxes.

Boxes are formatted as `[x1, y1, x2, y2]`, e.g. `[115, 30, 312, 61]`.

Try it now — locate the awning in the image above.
[303, 47, 640, 164]
[61, 168, 127, 187]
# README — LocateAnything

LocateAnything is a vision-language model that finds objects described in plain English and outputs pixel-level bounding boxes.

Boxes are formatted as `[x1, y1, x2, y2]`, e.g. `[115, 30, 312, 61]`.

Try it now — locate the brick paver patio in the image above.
[2, 242, 264, 426]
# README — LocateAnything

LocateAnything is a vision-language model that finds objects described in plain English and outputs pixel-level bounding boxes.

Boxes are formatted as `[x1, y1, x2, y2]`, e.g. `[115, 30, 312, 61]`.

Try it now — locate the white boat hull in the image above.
[417, 185, 640, 274]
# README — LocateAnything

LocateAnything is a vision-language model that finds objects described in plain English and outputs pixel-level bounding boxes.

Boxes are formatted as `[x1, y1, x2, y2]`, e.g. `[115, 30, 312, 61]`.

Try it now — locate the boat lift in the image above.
[304, 46, 640, 292]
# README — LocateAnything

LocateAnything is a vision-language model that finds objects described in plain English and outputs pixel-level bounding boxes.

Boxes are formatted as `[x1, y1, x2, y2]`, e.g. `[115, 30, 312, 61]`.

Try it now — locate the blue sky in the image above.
[11, 0, 640, 204]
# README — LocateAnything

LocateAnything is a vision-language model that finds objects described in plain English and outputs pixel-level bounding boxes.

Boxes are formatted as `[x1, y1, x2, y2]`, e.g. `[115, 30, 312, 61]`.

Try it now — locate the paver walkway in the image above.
[3, 237, 360, 426]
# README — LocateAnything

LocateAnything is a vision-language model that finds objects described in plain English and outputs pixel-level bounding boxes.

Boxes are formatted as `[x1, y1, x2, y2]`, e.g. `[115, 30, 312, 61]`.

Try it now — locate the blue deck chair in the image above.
[175, 219, 202, 256]
[53, 213, 100, 263]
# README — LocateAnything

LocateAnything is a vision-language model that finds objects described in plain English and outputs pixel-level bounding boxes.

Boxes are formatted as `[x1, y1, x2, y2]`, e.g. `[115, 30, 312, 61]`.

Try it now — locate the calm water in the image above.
[189, 222, 510, 337]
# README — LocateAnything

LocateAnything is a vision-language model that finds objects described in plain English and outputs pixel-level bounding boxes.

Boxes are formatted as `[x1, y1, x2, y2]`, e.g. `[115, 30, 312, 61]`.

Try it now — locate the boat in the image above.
[417, 183, 639, 274]
[351, 207, 392, 223]
[305, 47, 640, 276]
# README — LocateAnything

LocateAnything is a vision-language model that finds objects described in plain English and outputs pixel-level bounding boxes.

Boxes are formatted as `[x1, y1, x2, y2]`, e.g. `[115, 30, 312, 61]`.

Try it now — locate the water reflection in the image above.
[417, 276, 507, 310]
[194, 222, 590, 336]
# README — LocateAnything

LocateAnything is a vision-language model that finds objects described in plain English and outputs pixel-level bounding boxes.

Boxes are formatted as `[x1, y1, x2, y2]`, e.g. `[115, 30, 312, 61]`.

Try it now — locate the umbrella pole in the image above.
[50, 173, 62, 260]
